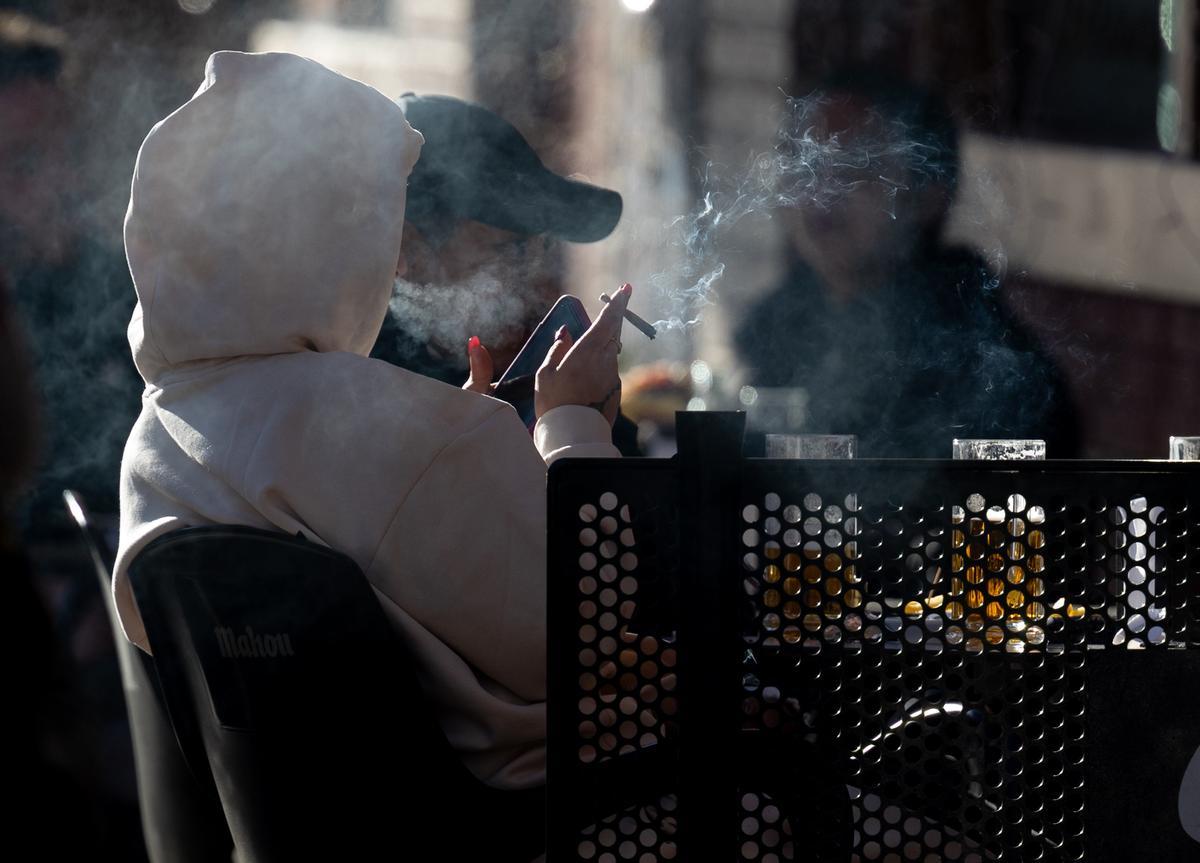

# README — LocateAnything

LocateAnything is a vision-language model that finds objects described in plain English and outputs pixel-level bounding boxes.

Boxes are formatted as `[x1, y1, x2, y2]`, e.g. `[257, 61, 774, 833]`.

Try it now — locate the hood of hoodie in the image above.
[124, 51, 423, 384]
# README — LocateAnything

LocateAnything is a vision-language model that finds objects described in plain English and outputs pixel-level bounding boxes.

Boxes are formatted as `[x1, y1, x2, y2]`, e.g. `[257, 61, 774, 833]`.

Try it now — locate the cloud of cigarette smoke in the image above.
[386, 266, 540, 363]
[647, 89, 957, 333]
[378, 226, 564, 375]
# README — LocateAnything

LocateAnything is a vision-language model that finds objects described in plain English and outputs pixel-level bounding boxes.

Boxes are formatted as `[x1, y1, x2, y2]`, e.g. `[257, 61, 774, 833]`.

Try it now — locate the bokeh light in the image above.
[179, 0, 218, 15]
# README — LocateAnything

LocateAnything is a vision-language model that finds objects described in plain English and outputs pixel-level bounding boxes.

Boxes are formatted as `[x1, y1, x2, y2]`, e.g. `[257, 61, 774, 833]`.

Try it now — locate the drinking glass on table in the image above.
[952, 438, 1045, 460]
[1169, 436, 1200, 461]
[766, 433, 857, 460]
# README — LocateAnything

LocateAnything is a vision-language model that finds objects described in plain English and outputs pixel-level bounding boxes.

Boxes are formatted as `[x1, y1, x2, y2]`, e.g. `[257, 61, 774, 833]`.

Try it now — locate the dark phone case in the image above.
[500, 295, 591, 382]
[498, 296, 591, 429]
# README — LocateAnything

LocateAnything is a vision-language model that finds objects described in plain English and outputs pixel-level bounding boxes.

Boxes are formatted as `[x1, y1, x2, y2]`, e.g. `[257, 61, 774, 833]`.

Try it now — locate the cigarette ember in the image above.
[599, 293, 657, 340]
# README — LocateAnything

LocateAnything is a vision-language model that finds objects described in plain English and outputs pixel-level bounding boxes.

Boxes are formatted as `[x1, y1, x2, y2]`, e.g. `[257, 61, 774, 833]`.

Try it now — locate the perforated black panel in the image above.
[574, 491, 678, 767]
[549, 463, 682, 856]
[738, 486, 1188, 657]
[548, 445, 1200, 862]
[735, 464, 1195, 862]
[577, 794, 680, 862]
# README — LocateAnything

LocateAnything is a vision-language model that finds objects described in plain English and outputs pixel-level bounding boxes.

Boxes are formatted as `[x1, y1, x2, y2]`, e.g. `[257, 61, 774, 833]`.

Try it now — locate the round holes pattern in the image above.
[577, 794, 678, 861]
[736, 791, 792, 861]
[577, 493, 675, 767]
[741, 490, 863, 653]
[1101, 497, 1176, 648]
[737, 487, 1098, 860]
[566, 477, 1194, 860]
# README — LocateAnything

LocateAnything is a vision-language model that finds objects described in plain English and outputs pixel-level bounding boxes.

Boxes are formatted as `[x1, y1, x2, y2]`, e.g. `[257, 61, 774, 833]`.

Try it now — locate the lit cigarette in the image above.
[599, 293, 656, 340]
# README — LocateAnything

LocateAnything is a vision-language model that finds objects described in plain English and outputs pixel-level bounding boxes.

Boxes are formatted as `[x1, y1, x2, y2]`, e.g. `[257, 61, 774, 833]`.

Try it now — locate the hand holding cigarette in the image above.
[599, 290, 656, 340]
[535, 284, 632, 425]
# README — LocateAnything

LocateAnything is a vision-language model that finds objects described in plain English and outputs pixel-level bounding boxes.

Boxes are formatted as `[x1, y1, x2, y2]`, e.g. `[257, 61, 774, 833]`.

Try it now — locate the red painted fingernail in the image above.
[468, 335, 480, 351]
[620, 282, 633, 295]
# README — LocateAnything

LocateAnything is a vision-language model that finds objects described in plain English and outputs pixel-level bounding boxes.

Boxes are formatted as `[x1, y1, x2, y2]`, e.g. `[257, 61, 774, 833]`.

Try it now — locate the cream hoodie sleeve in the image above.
[365, 402, 617, 703]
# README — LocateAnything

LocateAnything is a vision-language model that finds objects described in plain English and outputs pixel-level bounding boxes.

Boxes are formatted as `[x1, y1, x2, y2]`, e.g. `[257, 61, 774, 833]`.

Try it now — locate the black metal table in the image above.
[547, 412, 1200, 862]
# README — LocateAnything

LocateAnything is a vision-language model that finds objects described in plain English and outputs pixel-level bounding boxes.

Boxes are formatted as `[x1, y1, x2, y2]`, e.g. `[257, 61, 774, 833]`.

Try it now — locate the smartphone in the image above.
[494, 295, 591, 430]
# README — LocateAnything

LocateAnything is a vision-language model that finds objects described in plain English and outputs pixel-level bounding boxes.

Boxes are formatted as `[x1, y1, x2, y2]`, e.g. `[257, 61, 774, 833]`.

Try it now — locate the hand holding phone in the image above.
[494, 295, 592, 429]
[489, 288, 632, 430]
[533, 285, 631, 426]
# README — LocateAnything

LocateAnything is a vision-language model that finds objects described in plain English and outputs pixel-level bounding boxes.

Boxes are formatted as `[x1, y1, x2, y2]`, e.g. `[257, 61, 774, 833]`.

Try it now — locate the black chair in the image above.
[126, 524, 544, 862]
[63, 490, 235, 863]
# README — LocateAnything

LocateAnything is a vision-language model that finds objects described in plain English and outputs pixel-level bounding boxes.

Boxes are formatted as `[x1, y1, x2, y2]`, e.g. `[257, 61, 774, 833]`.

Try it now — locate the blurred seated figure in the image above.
[0, 275, 37, 506]
[736, 72, 1078, 458]
[372, 95, 640, 455]
[2, 16, 146, 856]
[2, 271, 108, 858]
[0, 12, 140, 526]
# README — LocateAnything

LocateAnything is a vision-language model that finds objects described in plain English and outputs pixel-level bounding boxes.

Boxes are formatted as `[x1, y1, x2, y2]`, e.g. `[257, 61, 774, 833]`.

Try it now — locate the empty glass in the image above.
[1169, 436, 1199, 461]
[765, 434, 857, 460]
[952, 439, 1046, 460]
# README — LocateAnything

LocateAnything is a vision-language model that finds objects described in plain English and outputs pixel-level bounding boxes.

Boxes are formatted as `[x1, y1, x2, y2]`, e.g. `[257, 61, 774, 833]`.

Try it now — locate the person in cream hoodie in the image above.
[112, 51, 626, 792]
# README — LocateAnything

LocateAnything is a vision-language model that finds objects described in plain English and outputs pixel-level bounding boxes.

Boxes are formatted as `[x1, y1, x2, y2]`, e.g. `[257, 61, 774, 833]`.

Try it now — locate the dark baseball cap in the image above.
[399, 93, 622, 245]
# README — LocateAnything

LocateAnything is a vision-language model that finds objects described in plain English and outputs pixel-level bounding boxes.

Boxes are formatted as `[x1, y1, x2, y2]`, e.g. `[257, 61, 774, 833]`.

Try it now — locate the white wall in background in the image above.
[568, 0, 694, 368]
[250, 4, 471, 101]
[948, 134, 1200, 305]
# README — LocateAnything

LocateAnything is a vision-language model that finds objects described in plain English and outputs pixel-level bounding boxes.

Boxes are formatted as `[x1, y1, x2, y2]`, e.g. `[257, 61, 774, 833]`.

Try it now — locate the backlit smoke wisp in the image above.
[649, 90, 956, 333]
[386, 267, 542, 363]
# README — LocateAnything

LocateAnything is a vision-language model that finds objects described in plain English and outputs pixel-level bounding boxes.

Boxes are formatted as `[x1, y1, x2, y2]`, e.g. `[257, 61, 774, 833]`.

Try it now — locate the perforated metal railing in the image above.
[547, 413, 1200, 862]
[574, 491, 678, 767]
[550, 461, 684, 862]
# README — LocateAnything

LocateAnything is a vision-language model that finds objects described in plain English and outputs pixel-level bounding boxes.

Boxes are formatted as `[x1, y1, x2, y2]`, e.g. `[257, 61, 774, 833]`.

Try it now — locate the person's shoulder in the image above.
[273, 350, 511, 438]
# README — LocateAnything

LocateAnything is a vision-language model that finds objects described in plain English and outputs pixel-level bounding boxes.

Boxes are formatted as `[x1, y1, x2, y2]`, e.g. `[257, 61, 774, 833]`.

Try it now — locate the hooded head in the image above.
[124, 51, 423, 383]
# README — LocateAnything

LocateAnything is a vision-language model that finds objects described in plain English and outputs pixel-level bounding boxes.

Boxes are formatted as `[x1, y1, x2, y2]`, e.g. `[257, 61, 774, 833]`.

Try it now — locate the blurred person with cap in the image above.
[112, 52, 630, 854]
[371, 94, 642, 454]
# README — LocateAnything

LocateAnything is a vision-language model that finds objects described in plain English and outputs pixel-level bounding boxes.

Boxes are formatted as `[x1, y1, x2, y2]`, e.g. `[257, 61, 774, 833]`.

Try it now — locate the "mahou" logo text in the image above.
[215, 626, 295, 659]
